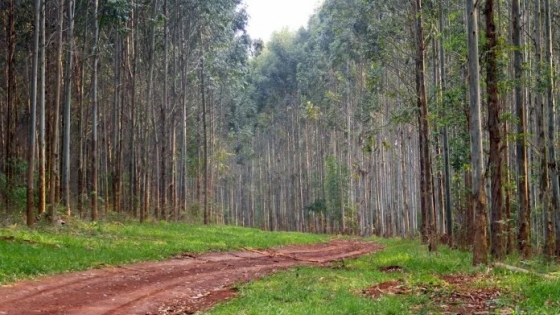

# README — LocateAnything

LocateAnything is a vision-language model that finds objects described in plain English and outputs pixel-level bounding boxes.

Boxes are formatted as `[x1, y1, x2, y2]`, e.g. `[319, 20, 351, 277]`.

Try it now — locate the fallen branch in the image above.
[494, 262, 558, 280]
[242, 248, 323, 263]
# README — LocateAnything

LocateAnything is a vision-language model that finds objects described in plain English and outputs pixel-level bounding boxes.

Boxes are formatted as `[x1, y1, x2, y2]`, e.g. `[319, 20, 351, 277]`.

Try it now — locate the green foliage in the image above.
[100, 0, 132, 27]
[0, 157, 29, 212]
[0, 222, 327, 284]
[324, 156, 349, 227]
[305, 199, 327, 214]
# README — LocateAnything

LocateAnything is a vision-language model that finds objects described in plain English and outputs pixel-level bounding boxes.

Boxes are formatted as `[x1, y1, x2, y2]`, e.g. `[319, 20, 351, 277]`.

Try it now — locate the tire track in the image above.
[0, 239, 383, 315]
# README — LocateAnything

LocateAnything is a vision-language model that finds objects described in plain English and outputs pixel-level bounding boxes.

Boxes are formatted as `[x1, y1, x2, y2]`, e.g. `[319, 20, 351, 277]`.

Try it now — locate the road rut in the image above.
[0, 239, 383, 315]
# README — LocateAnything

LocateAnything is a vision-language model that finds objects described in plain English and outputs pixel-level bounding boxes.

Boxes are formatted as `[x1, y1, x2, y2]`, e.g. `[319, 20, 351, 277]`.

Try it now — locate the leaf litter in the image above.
[363, 273, 514, 315]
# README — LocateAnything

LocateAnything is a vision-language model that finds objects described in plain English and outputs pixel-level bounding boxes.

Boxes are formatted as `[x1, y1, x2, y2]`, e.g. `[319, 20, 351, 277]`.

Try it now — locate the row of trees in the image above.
[1, 0, 560, 264]
[0, 0, 249, 224]
[218, 0, 560, 263]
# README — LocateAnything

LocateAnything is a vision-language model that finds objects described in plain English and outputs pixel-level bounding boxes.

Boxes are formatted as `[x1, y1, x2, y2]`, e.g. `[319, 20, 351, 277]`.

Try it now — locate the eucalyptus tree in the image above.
[48, 0, 64, 223]
[26, 0, 41, 226]
[512, 0, 531, 258]
[37, 0, 46, 217]
[91, 0, 100, 221]
[466, 0, 487, 265]
[484, 0, 504, 260]
[414, 0, 436, 251]
[542, 0, 558, 257]
[3, 0, 17, 213]
[438, 0, 453, 246]
[62, 0, 75, 215]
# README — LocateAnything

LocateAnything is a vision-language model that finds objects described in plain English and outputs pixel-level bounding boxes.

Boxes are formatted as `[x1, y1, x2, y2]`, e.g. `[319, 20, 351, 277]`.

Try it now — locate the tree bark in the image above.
[414, 0, 436, 252]
[5, 0, 16, 213]
[48, 0, 64, 222]
[467, 0, 488, 265]
[484, 0, 504, 260]
[91, 0, 100, 221]
[543, 0, 558, 258]
[62, 0, 75, 216]
[512, 0, 531, 258]
[27, 0, 42, 226]
[38, 0, 46, 217]
[439, 0, 452, 245]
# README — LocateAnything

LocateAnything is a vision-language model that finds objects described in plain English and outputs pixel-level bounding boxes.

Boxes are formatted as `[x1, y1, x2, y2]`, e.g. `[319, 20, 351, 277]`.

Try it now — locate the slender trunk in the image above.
[201, 50, 209, 225]
[513, 0, 531, 258]
[467, 0, 488, 265]
[533, 0, 550, 258]
[439, 0, 453, 246]
[91, 0, 99, 220]
[543, 0, 558, 258]
[5, 0, 16, 213]
[62, 0, 75, 215]
[146, 0, 158, 219]
[415, 0, 436, 251]
[27, 0, 41, 226]
[484, 0, 504, 260]
[49, 0, 64, 221]
[38, 0, 46, 217]
[160, 0, 168, 219]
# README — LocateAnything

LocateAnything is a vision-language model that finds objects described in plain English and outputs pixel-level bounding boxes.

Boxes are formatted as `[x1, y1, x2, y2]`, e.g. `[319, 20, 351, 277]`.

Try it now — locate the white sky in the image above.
[243, 0, 324, 42]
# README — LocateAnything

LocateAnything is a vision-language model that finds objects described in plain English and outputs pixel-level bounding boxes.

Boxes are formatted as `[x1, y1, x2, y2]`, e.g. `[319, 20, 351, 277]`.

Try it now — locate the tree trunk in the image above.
[49, 0, 64, 222]
[91, 0, 99, 221]
[439, 0, 452, 246]
[543, 0, 558, 258]
[414, 0, 436, 252]
[5, 0, 16, 213]
[62, 0, 75, 216]
[512, 0, 531, 258]
[484, 0, 504, 260]
[38, 0, 46, 217]
[467, 0, 488, 265]
[201, 51, 209, 225]
[27, 0, 41, 226]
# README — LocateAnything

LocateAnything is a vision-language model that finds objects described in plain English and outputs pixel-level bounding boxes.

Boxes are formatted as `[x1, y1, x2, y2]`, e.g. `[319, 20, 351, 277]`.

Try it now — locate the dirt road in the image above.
[0, 239, 383, 315]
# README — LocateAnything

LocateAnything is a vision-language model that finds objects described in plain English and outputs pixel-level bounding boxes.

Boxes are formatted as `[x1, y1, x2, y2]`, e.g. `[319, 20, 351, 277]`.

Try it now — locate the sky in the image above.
[243, 0, 324, 42]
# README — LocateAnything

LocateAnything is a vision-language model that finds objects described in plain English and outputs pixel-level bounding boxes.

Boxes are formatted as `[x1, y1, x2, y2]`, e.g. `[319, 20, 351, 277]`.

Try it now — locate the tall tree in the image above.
[62, 0, 75, 215]
[37, 0, 46, 218]
[48, 0, 64, 222]
[91, 0, 100, 221]
[4, 0, 16, 213]
[27, 0, 42, 226]
[467, 0, 488, 265]
[201, 44, 209, 225]
[484, 0, 504, 260]
[414, 0, 436, 251]
[512, 0, 531, 258]
[439, 0, 453, 246]
[543, 0, 558, 258]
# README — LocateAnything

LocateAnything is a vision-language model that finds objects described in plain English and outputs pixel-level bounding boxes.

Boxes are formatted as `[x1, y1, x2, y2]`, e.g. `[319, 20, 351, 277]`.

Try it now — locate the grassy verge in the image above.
[206, 237, 560, 315]
[0, 221, 328, 284]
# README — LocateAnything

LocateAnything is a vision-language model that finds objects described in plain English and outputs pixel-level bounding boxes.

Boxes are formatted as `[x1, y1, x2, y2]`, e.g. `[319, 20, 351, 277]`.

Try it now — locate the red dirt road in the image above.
[0, 239, 383, 315]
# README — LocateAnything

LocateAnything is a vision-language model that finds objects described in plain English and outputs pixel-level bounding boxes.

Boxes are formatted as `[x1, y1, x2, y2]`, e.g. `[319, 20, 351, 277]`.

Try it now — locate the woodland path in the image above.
[0, 239, 383, 315]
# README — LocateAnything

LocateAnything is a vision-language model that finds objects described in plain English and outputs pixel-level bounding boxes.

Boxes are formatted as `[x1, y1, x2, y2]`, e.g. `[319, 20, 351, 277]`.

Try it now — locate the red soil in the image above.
[0, 239, 383, 315]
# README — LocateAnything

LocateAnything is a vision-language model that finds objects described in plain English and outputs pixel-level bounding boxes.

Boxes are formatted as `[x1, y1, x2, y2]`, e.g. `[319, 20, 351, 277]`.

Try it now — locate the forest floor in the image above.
[0, 239, 383, 315]
[363, 273, 510, 315]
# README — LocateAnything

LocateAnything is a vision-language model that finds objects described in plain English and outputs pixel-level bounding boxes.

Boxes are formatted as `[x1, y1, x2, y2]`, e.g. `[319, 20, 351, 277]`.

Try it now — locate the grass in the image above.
[206, 237, 560, 315]
[0, 220, 328, 284]
[1, 222, 559, 314]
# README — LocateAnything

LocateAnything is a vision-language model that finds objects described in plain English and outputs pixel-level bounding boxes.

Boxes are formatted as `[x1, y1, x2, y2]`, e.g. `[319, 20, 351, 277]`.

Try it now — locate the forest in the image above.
[1, 0, 560, 266]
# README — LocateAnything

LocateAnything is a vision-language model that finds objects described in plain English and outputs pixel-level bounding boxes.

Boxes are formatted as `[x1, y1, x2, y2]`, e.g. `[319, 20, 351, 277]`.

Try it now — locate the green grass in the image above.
[1, 223, 559, 314]
[206, 237, 560, 315]
[0, 221, 327, 284]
